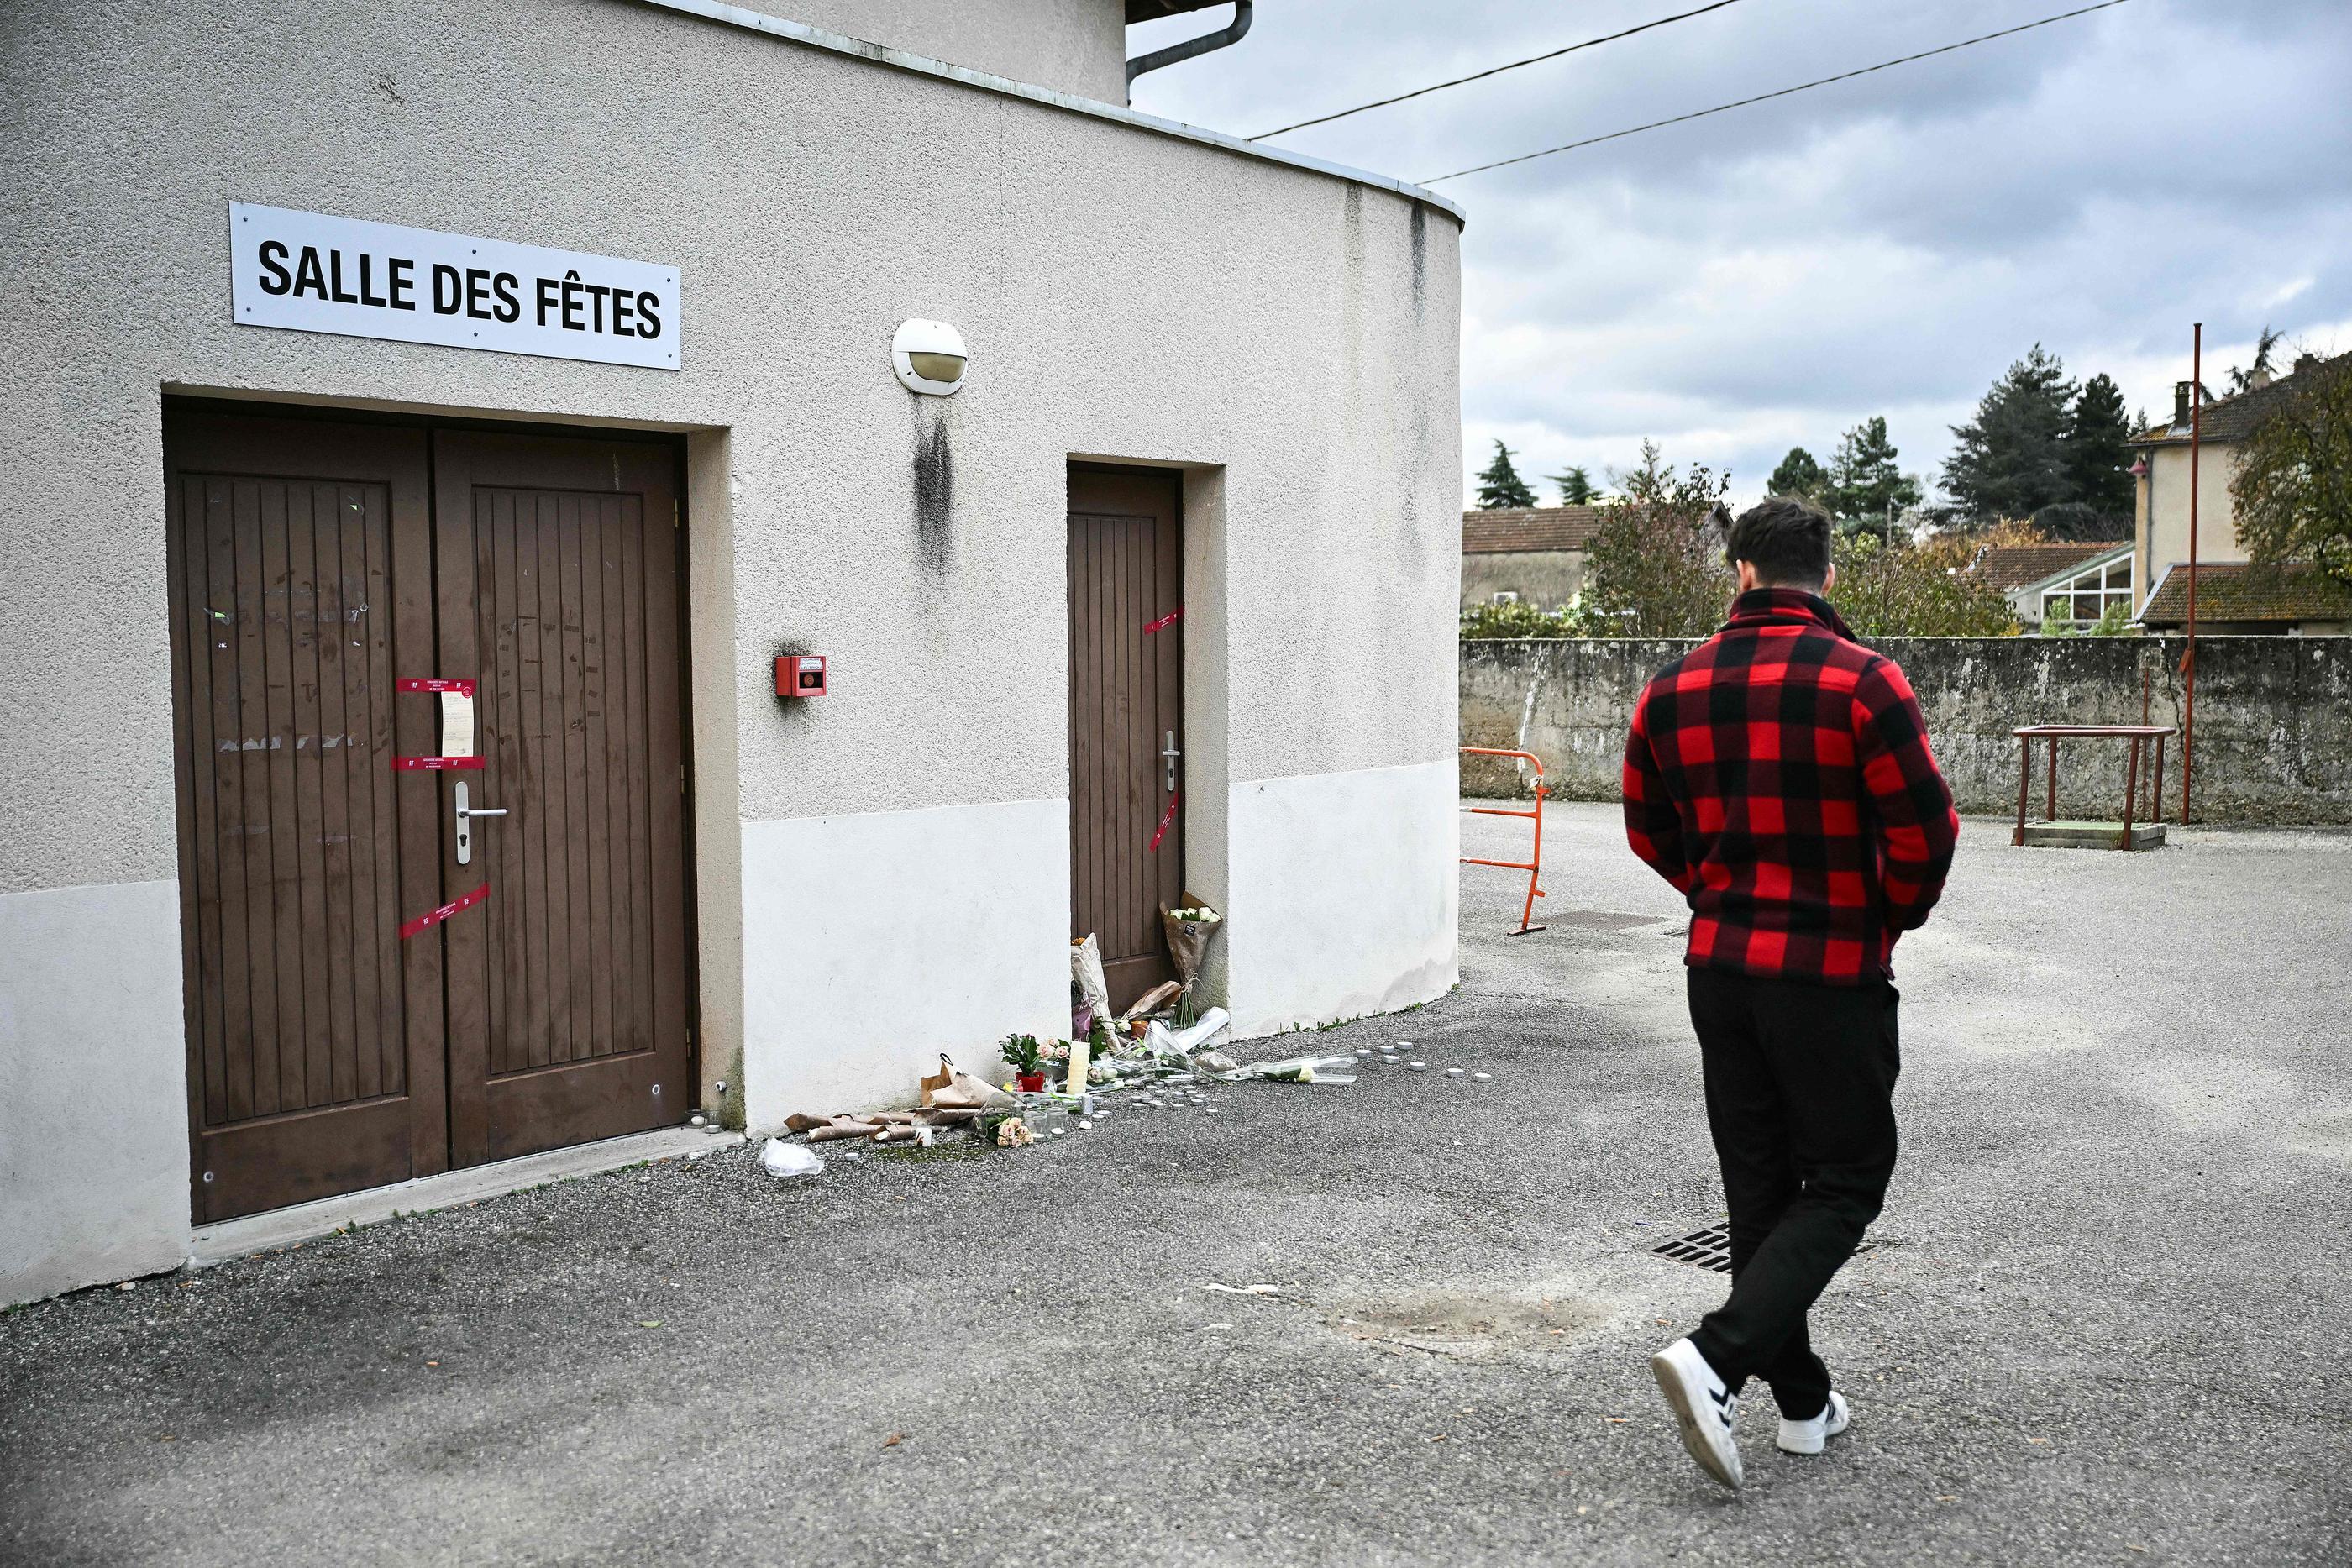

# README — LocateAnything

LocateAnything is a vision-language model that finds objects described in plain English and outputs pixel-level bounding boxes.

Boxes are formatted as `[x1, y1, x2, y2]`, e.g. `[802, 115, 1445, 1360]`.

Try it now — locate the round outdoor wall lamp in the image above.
[892, 319, 968, 396]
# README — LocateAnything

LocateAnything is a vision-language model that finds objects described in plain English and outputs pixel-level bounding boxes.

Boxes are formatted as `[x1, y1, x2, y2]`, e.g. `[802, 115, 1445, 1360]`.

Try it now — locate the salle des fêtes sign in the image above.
[229, 202, 680, 370]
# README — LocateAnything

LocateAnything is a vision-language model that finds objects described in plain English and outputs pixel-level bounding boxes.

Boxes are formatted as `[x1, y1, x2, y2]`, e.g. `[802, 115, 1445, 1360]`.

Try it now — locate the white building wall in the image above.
[785, 0, 1131, 101]
[0, 0, 1462, 1301]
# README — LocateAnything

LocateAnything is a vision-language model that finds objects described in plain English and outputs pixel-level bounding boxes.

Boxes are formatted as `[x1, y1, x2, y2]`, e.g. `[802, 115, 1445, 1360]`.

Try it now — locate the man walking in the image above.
[1621, 498, 1958, 1489]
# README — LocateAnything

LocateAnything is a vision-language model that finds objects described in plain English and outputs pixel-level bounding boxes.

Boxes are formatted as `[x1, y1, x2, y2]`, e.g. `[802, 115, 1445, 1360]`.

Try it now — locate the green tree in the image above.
[1942, 345, 2078, 523]
[1767, 447, 1829, 504]
[1474, 440, 1537, 509]
[2226, 325, 2284, 396]
[2232, 352, 2352, 585]
[1581, 441, 1735, 637]
[1826, 532, 2021, 638]
[2062, 373, 2136, 521]
[1824, 417, 1923, 539]
[1548, 464, 1599, 505]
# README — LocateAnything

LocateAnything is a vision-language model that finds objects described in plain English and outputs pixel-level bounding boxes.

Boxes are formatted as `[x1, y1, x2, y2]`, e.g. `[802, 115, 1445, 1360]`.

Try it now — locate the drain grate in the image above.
[1650, 1225, 1875, 1272]
[1651, 1226, 1734, 1272]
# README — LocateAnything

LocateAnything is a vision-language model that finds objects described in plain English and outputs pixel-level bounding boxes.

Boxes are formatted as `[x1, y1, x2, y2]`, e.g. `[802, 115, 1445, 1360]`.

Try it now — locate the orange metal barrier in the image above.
[1460, 747, 1547, 936]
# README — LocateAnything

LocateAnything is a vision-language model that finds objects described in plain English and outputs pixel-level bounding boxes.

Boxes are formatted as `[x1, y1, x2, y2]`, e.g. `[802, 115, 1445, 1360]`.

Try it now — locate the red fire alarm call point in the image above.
[775, 655, 827, 697]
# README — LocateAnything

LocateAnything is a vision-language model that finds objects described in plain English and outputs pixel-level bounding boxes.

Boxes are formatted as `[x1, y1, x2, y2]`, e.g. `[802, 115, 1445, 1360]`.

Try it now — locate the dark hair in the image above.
[1725, 498, 1832, 588]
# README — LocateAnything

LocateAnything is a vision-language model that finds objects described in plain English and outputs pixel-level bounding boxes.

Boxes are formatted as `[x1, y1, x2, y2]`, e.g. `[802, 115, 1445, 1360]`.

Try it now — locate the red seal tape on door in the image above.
[400, 882, 491, 940]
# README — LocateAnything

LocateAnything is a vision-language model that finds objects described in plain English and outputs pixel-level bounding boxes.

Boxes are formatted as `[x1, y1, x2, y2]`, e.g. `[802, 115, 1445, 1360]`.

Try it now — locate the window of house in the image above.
[2041, 557, 2134, 625]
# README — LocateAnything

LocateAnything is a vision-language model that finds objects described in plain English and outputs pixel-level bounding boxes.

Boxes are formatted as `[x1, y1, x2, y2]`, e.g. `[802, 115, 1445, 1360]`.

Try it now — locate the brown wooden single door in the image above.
[431, 432, 693, 1166]
[165, 412, 449, 1223]
[1067, 465, 1184, 1009]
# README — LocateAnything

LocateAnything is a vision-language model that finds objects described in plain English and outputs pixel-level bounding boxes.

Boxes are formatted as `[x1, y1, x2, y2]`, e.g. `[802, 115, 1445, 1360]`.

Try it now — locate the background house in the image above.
[1964, 539, 2134, 631]
[1461, 506, 1604, 610]
[2130, 351, 2349, 633]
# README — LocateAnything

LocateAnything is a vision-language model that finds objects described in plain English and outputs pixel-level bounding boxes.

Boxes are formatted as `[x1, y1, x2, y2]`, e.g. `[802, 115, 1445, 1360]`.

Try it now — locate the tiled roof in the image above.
[1965, 541, 2128, 591]
[1462, 506, 1606, 554]
[2134, 352, 2348, 447]
[2137, 561, 2352, 626]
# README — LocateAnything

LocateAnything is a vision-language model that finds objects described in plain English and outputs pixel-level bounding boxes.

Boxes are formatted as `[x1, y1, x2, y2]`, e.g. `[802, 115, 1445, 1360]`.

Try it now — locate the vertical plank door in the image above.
[165, 412, 448, 1223]
[1066, 464, 1184, 1010]
[431, 431, 693, 1165]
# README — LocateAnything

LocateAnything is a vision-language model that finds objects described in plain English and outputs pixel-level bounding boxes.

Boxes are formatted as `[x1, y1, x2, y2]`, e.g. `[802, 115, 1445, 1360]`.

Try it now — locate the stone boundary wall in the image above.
[1461, 636, 2352, 826]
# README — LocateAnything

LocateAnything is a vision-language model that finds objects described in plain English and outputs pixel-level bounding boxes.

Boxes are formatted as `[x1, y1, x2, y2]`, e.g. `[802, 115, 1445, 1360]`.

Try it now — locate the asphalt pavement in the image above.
[3, 804, 2347, 1565]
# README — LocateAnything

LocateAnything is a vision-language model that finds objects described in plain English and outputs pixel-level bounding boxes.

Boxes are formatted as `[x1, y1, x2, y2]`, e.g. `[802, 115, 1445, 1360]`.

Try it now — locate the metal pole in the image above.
[2182, 323, 2202, 826]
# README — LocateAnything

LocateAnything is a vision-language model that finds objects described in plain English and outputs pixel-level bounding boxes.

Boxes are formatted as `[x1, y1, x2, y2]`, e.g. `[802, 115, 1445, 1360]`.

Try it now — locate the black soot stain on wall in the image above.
[913, 412, 953, 572]
[1409, 202, 1427, 313]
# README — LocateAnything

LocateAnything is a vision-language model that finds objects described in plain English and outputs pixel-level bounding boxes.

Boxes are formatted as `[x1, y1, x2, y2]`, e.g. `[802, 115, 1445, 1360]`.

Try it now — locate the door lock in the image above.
[1163, 730, 1181, 793]
[453, 780, 506, 866]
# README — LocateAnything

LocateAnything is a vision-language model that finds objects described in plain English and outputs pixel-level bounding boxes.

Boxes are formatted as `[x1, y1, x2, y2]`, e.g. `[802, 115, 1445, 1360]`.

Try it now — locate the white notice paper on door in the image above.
[439, 691, 477, 759]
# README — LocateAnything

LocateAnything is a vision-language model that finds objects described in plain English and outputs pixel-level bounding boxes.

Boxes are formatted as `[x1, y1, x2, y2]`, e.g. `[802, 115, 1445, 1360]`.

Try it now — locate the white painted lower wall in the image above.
[1, 879, 191, 1305]
[1224, 758, 1459, 1040]
[738, 796, 1072, 1133]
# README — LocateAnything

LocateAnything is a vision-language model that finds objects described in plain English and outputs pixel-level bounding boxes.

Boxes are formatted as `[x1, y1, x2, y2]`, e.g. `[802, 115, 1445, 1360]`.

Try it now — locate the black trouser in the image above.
[1684, 966, 1900, 1421]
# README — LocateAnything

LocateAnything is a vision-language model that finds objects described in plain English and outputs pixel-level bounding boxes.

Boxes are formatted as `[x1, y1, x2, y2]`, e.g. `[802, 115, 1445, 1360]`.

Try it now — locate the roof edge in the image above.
[629, 0, 1468, 225]
[2015, 540, 2135, 596]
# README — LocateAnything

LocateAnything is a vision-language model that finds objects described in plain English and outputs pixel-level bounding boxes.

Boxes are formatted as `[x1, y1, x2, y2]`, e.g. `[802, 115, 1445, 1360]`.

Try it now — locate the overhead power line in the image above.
[1247, 0, 1750, 142]
[1421, 0, 2135, 185]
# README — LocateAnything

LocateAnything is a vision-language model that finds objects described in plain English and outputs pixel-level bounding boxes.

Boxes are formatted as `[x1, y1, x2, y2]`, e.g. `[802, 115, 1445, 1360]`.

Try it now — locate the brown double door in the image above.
[1066, 465, 1184, 1010]
[165, 408, 692, 1224]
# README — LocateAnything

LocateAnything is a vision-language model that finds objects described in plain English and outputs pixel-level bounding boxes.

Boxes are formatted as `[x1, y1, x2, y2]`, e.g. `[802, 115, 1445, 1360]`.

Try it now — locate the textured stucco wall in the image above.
[1, 0, 1460, 1293]
[2137, 443, 2246, 607]
[1462, 637, 2352, 826]
[1461, 551, 1584, 611]
[784, 0, 1128, 100]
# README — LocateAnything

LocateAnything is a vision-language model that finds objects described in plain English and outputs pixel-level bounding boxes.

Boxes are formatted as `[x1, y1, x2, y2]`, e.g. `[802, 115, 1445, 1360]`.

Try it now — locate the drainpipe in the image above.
[1127, 1, 1252, 89]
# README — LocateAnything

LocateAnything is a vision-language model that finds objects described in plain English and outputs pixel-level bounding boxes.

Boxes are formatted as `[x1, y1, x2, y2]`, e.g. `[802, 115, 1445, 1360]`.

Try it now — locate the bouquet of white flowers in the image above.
[1161, 892, 1224, 999]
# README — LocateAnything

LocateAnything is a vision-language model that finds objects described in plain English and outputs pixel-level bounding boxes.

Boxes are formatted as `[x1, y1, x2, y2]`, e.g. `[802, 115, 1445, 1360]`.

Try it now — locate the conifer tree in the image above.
[1475, 440, 1537, 509]
[1549, 464, 1598, 505]
[1767, 447, 1829, 504]
[1824, 417, 1922, 538]
[2063, 373, 2136, 521]
[1942, 345, 2078, 523]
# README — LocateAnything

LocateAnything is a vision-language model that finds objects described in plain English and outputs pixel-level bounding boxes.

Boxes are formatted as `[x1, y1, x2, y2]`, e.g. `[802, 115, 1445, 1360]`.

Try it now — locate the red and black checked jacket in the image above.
[1622, 588, 1958, 985]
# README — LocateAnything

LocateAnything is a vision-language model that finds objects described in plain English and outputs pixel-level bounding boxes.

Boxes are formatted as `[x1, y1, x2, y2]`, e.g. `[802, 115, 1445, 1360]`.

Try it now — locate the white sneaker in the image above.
[1650, 1338, 1743, 1489]
[1776, 1390, 1851, 1456]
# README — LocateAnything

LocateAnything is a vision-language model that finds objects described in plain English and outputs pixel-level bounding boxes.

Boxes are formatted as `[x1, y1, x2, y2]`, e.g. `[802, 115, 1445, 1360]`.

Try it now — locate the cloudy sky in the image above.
[1128, 0, 2352, 509]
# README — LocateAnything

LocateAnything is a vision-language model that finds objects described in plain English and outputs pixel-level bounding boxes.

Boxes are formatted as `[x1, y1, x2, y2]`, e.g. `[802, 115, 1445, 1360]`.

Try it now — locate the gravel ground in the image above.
[3, 804, 2347, 1566]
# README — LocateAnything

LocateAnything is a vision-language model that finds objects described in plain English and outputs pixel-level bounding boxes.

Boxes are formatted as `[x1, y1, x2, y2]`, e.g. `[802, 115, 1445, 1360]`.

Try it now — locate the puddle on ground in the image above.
[1321, 1288, 1610, 1358]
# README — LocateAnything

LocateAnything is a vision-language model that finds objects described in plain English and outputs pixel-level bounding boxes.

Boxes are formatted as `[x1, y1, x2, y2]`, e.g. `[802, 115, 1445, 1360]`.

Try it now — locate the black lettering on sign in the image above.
[611, 290, 635, 337]
[357, 253, 388, 308]
[258, 239, 292, 296]
[388, 255, 416, 310]
[636, 291, 661, 338]
[433, 264, 462, 315]
[559, 270, 585, 332]
[292, 245, 329, 300]
[535, 275, 559, 327]
[326, 250, 360, 304]
[492, 271, 520, 323]
[464, 266, 494, 320]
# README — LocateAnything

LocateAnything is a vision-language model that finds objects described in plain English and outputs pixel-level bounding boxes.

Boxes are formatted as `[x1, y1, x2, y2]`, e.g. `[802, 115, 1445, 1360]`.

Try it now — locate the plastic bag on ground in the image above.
[1245, 1055, 1357, 1085]
[760, 1137, 825, 1177]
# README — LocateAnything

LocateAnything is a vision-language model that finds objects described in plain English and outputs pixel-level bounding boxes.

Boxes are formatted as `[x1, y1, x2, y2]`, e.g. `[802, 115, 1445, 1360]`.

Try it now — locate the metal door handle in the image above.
[454, 781, 504, 866]
[1163, 730, 1180, 793]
